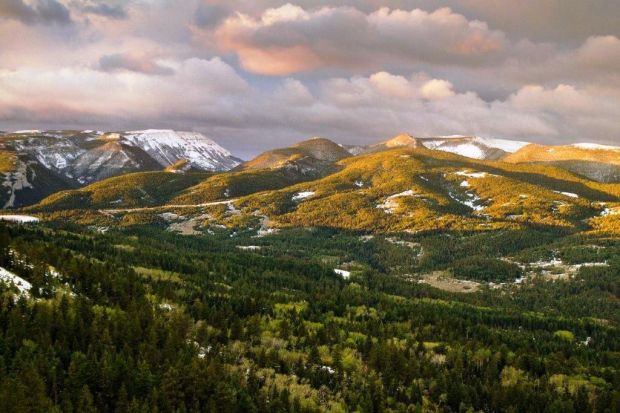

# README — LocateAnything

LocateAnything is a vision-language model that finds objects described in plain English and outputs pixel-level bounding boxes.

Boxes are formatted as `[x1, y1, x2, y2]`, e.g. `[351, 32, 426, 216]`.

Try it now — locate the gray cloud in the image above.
[81, 2, 127, 20]
[98, 53, 175, 75]
[214, 5, 509, 75]
[2, 1, 620, 157]
[206, 0, 620, 45]
[194, 4, 229, 28]
[0, 0, 72, 25]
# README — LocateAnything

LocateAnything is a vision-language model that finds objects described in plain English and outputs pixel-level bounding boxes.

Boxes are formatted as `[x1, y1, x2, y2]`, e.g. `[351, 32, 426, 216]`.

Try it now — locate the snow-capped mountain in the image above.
[420, 135, 530, 159]
[0, 129, 241, 207]
[354, 134, 530, 160]
[123, 130, 240, 171]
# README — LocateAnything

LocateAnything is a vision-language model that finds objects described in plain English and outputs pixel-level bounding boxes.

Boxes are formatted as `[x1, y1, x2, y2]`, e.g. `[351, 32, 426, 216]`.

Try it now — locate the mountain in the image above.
[419, 135, 530, 160]
[30, 137, 352, 212]
[360, 133, 423, 153]
[353, 134, 530, 160]
[29, 143, 620, 237]
[0, 129, 240, 207]
[234, 146, 619, 234]
[504, 143, 620, 183]
[237, 137, 350, 175]
[31, 171, 210, 212]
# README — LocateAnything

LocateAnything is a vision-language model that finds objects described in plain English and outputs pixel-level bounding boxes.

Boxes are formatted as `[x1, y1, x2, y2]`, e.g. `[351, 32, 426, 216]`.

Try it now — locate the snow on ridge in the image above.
[122, 130, 238, 170]
[421, 136, 529, 158]
[13, 130, 41, 134]
[473, 137, 530, 153]
[435, 143, 484, 159]
[572, 143, 620, 151]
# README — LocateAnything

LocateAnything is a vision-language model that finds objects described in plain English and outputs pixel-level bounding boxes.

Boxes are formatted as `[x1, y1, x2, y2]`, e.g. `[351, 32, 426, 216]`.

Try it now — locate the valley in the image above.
[0, 131, 619, 412]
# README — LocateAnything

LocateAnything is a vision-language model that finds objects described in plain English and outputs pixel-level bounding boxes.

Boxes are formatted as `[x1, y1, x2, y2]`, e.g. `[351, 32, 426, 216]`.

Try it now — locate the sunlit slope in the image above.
[504, 143, 620, 183]
[29, 171, 211, 211]
[26, 145, 620, 235]
[236, 147, 620, 233]
[171, 168, 320, 204]
[238, 137, 350, 172]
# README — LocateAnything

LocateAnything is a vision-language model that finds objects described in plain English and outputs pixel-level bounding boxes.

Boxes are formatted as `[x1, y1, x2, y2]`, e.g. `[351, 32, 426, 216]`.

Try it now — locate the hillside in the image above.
[238, 137, 350, 174]
[0, 148, 78, 209]
[26, 145, 620, 239]
[0, 129, 240, 207]
[504, 143, 620, 182]
[235, 147, 620, 234]
[2, 139, 620, 413]
[353, 134, 530, 160]
[29, 171, 211, 211]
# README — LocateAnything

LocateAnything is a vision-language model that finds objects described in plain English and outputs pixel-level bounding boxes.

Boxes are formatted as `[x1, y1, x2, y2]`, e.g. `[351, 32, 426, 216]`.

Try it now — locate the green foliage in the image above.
[453, 256, 523, 282]
[0, 221, 617, 412]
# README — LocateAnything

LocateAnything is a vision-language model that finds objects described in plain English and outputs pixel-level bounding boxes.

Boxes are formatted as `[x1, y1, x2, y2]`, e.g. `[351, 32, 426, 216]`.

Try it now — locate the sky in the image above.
[0, 0, 619, 158]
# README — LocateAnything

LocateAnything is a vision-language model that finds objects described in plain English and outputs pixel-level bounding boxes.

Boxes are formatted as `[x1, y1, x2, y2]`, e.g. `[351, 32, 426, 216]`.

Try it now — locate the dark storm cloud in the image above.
[0, 0, 72, 25]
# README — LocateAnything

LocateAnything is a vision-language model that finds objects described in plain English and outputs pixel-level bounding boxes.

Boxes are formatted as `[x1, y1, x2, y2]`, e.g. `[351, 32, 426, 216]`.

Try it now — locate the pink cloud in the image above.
[214, 5, 507, 75]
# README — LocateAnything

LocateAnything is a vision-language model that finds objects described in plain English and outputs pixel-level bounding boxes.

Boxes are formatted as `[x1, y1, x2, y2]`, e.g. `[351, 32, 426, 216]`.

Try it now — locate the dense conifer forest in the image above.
[0, 222, 618, 412]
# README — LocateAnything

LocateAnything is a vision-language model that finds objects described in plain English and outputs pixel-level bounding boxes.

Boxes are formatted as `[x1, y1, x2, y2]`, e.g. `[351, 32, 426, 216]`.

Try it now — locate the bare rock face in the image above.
[0, 129, 241, 207]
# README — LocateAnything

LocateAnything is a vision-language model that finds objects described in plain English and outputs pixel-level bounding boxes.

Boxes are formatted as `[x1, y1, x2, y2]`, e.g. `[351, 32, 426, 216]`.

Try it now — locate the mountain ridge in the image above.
[3, 129, 620, 211]
[0, 129, 241, 207]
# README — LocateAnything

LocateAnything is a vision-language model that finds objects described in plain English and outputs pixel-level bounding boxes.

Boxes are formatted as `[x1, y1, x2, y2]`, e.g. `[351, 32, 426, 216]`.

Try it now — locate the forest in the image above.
[0, 221, 618, 412]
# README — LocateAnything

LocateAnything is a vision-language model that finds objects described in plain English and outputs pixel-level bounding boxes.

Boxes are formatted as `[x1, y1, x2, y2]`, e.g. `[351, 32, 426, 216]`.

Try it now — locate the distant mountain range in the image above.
[0, 129, 241, 208]
[2, 129, 620, 209]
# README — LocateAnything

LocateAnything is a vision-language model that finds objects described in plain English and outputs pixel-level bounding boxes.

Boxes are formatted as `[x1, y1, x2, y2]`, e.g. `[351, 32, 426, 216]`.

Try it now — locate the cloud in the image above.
[0, 57, 249, 123]
[2, 60, 619, 157]
[2, 1, 620, 157]
[214, 4, 507, 75]
[194, 4, 229, 28]
[0, 0, 72, 25]
[98, 53, 175, 75]
[80, 2, 127, 20]
[420, 79, 454, 100]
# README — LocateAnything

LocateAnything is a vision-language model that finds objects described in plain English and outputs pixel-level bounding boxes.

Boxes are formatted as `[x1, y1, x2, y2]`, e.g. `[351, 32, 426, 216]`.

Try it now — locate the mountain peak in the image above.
[383, 133, 420, 148]
[291, 137, 351, 161]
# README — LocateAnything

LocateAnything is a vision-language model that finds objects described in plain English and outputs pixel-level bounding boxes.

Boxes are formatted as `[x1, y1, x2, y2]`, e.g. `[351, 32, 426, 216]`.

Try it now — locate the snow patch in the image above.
[0, 267, 31, 297]
[455, 170, 491, 179]
[292, 191, 315, 201]
[13, 130, 41, 134]
[553, 191, 579, 199]
[334, 269, 350, 279]
[448, 191, 484, 211]
[601, 208, 620, 216]
[237, 245, 262, 251]
[0, 215, 39, 223]
[473, 137, 529, 153]
[572, 143, 620, 151]
[377, 190, 417, 213]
